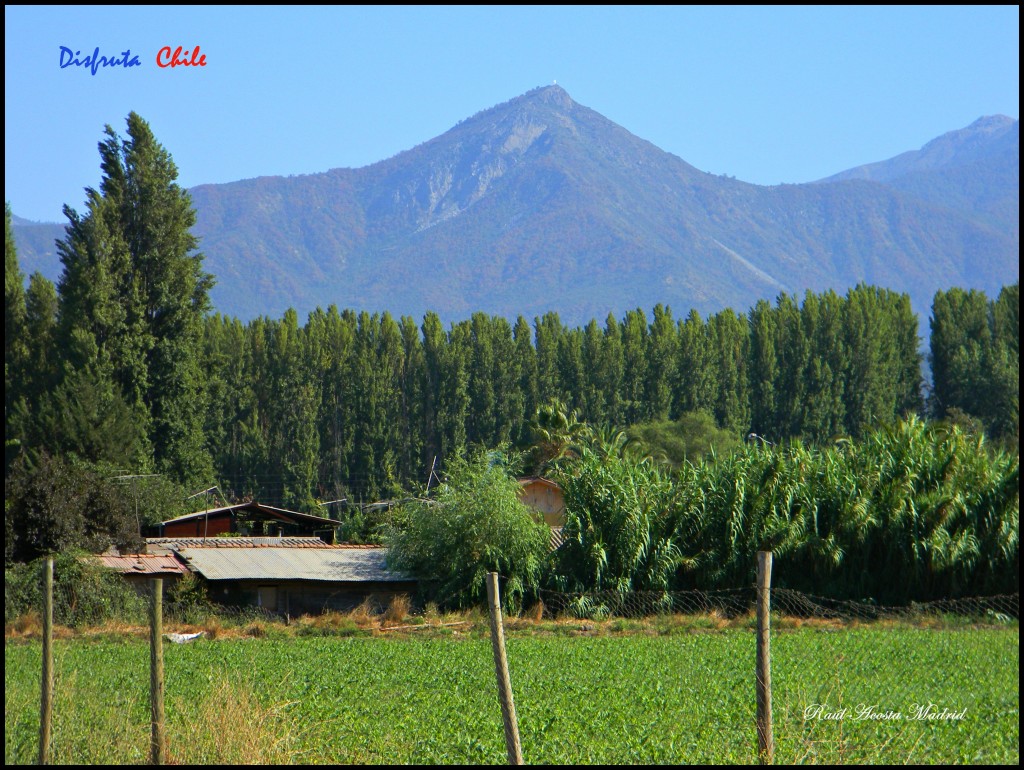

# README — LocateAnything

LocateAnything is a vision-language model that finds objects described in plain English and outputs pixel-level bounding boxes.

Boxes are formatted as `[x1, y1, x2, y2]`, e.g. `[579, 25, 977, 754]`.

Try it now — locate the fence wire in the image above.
[537, 586, 756, 619]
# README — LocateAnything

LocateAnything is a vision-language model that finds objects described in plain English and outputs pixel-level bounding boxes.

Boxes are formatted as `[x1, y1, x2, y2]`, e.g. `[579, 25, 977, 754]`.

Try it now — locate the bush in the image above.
[626, 410, 741, 466]
[385, 449, 550, 611]
[5, 551, 147, 628]
[5, 453, 144, 564]
[166, 571, 215, 624]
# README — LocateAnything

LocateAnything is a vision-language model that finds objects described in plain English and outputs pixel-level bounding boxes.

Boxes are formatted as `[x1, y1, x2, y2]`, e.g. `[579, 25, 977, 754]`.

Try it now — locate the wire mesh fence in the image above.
[536, 586, 756, 619]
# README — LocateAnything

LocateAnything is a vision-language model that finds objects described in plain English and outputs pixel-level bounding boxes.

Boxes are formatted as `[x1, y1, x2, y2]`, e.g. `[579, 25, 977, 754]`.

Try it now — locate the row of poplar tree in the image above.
[4, 113, 1020, 514]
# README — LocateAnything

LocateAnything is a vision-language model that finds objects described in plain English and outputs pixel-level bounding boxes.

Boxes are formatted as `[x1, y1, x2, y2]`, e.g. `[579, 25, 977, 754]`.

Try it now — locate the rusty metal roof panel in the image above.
[175, 546, 409, 582]
[92, 554, 188, 575]
[147, 536, 329, 550]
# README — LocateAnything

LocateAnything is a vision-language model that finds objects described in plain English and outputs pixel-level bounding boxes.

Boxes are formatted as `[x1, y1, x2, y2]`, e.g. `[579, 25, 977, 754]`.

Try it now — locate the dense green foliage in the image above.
[554, 416, 1018, 602]
[6, 455, 140, 563]
[929, 284, 1019, 447]
[4, 454, 188, 564]
[6, 113, 213, 486]
[187, 289, 934, 507]
[626, 410, 742, 466]
[5, 631, 1019, 764]
[4, 550, 148, 627]
[385, 451, 550, 609]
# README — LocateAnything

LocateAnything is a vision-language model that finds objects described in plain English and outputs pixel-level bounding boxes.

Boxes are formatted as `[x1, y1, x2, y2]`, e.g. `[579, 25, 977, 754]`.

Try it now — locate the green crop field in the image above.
[5, 627, 1019, 764]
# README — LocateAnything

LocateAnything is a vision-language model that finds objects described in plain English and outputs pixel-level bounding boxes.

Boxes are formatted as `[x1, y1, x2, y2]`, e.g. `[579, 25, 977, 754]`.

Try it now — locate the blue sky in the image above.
[4, 5, 1019, 223]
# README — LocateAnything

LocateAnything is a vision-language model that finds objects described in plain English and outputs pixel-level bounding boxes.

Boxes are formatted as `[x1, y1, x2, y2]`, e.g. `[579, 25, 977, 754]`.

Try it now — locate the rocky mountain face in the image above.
[11, 86, 1020, 326]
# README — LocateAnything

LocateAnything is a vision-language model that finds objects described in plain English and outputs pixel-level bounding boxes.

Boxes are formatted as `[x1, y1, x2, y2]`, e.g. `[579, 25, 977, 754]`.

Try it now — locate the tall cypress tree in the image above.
[600, 312, 626, 427]
[748, 299, 778, 438]
[645, 304, 676, 421]
[489, 316, 522, 448]
[674, 309, 716, 418]
[708, 308, 750, 434]
[56, 113, 214, 485]
[987, 284, 1019, 442]
[534, 312, 563, 408]
[621, 308, 648, 424]
[467, 312, 498, 447]
[799, 290, 847, 441]
[581, 319, 606, 423]
[513, 316, 538, 445]
[5, 203, 27, 398]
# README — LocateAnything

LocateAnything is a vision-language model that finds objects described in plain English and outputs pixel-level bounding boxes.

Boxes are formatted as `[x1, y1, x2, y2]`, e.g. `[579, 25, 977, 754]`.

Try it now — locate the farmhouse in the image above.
[156, 501, 339, 541]
[145, 537, 416, 615]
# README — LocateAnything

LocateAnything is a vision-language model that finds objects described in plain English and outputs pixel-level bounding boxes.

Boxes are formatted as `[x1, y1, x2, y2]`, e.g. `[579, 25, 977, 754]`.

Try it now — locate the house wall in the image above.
[121, 573, 185, 594]
[209, 579, 419, 616]
[163, 514, 233, 538]
[519, 481, 566, 526]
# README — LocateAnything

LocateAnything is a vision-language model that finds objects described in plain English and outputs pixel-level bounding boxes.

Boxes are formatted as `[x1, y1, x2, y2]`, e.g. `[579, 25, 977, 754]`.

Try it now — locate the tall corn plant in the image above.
[550, 416, 1016, 600]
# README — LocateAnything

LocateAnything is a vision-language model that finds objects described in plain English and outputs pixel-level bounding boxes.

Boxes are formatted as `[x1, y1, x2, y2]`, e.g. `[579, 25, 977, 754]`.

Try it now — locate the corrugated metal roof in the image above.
[92, 554, 189, 575]
[176, 546, 409, 582]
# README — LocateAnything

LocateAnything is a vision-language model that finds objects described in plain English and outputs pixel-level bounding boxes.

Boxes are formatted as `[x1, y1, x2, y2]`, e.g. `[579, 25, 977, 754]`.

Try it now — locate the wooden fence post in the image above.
[39, 556, 54, 765]
[150, 578, 166, 765]
[756, 551, 774, 764]
[486, 572, 523, 765]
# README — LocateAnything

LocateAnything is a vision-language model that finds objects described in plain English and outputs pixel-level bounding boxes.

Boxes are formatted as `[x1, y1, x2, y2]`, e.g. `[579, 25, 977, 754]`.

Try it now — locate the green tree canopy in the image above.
[385, 449, 550, 610]
[56, 112, 214, 485]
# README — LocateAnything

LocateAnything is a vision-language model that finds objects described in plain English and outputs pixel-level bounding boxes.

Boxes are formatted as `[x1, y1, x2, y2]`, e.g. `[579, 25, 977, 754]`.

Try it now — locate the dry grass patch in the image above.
[525, 599, 545, 621]
[348, 598, 381, 627]
[167, 677, 301, 764]
[383, 594, 412, 625]
[244, 620, 267, 638]
[201, 615, 223, 640]
[6, 610, 42, 639]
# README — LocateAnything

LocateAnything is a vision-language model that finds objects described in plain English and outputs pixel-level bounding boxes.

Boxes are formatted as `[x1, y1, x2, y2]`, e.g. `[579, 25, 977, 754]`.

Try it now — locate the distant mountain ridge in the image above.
[817, 114, 1018, 239]
[11, 86, 1019, 326]
[818, 115, 1017, 184]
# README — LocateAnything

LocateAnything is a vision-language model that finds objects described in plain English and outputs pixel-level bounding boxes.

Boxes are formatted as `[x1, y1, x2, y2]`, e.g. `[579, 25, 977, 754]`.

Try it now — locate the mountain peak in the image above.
[818, 114, 1019, 185]
[528, 83, 573, 107]
[966, 114, 1017, 133]
[13, 93, 1017, 328]
[486, 84, 575, 117]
